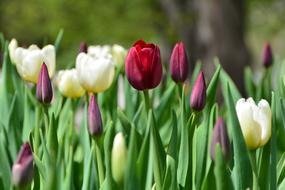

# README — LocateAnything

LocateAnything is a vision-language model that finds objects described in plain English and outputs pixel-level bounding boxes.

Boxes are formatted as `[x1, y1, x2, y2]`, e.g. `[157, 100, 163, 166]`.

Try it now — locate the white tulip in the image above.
[236, 98, 272, 149]
[8, 38, 18, 64]
[111, 132, 127, 184]
[87, 45, 111, 59]
[76, 49, 115, 93]
[57, 69, 85, 98]
[12, 43, 55, 83]
[112, 44, 127, 68]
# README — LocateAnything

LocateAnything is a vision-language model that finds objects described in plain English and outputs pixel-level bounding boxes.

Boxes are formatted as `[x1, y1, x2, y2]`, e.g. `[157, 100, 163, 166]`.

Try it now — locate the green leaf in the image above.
[244, 66, 256, 98]
[54, 29, 64, 53]
[0, 135, 11, 190]
[277, 152, 285, 184]
[213, 144, 234, 190]
[270, 92, 277, 190]
[81, 146, 94, 190]
[162, 155, 178, 190]
[225, 83, 252, 190]
[206, 62, 221, 109]
[167, 110, 178, 161]
[33, 154, 47, 181]
[258, 143, 270, 190]
[150, 110, 166, 190]
[220, 69, 241, 103]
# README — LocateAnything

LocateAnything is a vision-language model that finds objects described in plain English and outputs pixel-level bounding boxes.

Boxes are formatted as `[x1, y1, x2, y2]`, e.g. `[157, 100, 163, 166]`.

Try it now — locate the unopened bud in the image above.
[88, 95, 103, 136]
[36, 63, 53, 104]
[190, 71, 206, 111]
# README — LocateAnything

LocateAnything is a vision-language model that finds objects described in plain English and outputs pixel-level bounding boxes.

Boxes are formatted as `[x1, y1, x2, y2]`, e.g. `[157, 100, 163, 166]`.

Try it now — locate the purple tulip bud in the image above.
[190, 71, 206, 111]
[262, 42, 273, 68]
[36, 63, 53, 104]
[210, 117, 231, 161]
[79, 42, 88, 53]
[170, 42, 189, 83]
[12, 143, 34, 187]
[88, 95, 103, 136]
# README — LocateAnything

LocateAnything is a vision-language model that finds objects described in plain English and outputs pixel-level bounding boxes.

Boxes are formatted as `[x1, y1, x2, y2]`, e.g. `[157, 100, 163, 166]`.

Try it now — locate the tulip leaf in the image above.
[270, 92, 277, 190]
[167, 110, 178, 161]
[244, 66, 256, 98]
[117, 108, 132, 134]
[79, 103, 90, 156]
[162, 155, 178, 190]
[33, 153, 47, 181]
[213, 144, 234, 190]
[225, 83, 252, 190]
[81, 146, 94, 190]
[206, 62, 221, 109]
[0, 135, 11, 190]
[150, 110, 166, 190]
[124, 124, 139, 190]
[54, 29, 64, 53]
[220, 69, 241, 102]
[258, 142, 270, 190]
[277, 152, 285, 184]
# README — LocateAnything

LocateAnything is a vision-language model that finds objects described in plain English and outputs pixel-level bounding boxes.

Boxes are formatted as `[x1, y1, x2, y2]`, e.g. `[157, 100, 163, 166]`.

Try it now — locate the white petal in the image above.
[8, 39, 18, 64]
[41, 45, 56, 78]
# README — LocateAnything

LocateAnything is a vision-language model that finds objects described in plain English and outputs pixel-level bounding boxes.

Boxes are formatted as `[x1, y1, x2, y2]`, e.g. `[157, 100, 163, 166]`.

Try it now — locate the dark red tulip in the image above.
[79, 42, 88, 53]
[210, 117, 231, 161]
[190, 71, 206, 111]
[12, 143, 34, 187]
[88, 95, 103, 136]
[36, 63, 53, 104]
[262, 42, 273, 68]
[125, 40, 162, 90]
[170, 42, 189, 83]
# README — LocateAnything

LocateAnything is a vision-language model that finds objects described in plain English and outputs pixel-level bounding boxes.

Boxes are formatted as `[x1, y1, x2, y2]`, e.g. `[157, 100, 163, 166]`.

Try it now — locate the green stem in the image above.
[250, 151, 259, 190]
[143, 90, 150, 112]
[34, 107, 41, 155]
[92, 138, 105, 187]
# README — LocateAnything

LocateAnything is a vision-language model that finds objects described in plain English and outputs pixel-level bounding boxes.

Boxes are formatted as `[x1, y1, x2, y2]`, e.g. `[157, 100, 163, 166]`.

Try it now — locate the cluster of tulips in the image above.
[0, 31, 285, 190]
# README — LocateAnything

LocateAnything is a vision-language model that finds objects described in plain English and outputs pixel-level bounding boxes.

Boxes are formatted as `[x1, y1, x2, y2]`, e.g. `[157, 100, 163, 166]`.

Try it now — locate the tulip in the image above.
[210, 117, 231, 161]
[112, 44, 127, 69]
[36, 63, 53, 104]
[88, 95, 103, 136]
[76, 46, 115, 93]
[79, 42, 88, 53]
[236, 98, 272, 149]
[57, 69, 85, 98]
[111, 132, 127, 184]
[262, 42, 273, 68]
[9, 41, 55, 83]
[190, 71, 206, 111]
[12, 143, 34, 187]
[125, 40, 162, 90]
[170, 42, 189, 83]
[8, 38, 18, 64]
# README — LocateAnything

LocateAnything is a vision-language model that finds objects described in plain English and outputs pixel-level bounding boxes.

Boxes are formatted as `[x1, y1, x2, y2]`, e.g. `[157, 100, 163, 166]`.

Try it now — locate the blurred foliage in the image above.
[1, 0, 285, 69]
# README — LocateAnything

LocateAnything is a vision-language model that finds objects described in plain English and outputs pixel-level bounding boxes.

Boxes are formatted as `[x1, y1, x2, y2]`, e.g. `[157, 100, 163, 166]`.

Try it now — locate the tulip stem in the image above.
[34, 107, 41, 155]
[143, 90, 151, 112]
[249, 151, 259, 190]
[92, 138, 105, 187]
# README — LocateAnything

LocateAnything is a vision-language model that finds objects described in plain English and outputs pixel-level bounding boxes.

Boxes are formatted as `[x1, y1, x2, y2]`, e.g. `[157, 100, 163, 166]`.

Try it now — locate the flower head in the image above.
[190, 71, 206, 111]
[76, 46, 115, 93]
[36, 63, 53, 104]
[112, 132, 127, 184]
[262, 42, 273, 68]
[210, 117, 231, 161]
[57, 69, 85, 98]
[12, 143, 34, 187]
[9, 40, 55, 83]
[125, 40, 162, 90]
[112, 44, 127, 69]
[88, 95, 103, 136]
[79, 42, 88, 53]
[236, 98, 271, 149]
[170, 42, 189, 83]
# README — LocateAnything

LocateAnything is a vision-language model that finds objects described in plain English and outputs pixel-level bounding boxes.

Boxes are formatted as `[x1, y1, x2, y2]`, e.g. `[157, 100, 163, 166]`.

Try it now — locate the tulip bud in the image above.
[190, 71, 206, 111]
[262, 42, 273, 68]
[125, 40, 162, 90]
[112, 44, 127, 69]
[36, 63, 53, 104]
[88, 95, 103, 136]
[210, 117, 231, 161]
[79, 42, 88, 53]
[236, 98, 271, 149]
[12, 143, 34, 187]
[170, 42, 189, 83]
[111, 132, 127, 184]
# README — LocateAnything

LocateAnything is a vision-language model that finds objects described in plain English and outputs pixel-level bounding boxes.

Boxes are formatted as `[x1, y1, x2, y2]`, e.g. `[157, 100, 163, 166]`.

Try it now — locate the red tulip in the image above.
[170, 42, 189, 83]
[36, 63, 53, 104]
[125, 40, 162, 90]
[190, 71, 206, 111]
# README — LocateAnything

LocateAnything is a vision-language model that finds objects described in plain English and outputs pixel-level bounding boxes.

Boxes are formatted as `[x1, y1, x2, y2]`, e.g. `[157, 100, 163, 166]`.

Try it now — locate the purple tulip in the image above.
[88, 95, 103, 136]
[262, 42, 273, 68]
[79, 42, 88, 53]
[170, 42, 189, 83]
[12, 143, 34, 187]
[36, 63, 53, 104]
[210, 117, 231, 161]
[190, 71, 206, 111]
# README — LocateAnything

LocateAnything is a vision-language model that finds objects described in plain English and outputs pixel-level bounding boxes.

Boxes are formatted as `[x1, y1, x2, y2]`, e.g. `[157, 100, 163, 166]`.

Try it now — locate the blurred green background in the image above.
[1, 0, 285, 89]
